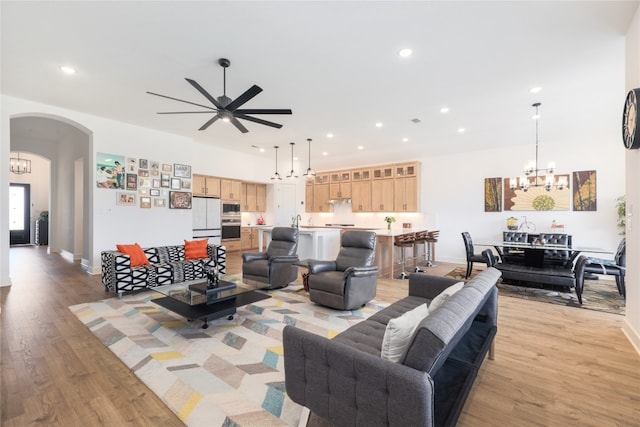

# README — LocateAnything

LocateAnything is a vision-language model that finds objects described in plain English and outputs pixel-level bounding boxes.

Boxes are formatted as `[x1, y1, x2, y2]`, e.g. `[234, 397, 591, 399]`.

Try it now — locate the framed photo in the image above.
[181, 179, 191, 190]
[150, 188, 160, 197]
[171, 178, 182, 190]
[117, 192, 136, 206]
[126, 157, 137, 173]
[169, 191, 192, 209]
[174, 163, 191, 178]
[138, 169, 149, 177]
[161, 173, 170, 188]
[154, 198, 166, 208]
[139, 188, 149, 196]
[162, 163, 172, 172]
[152, 179, 160, 188]
[139, 177, 150, 188]
[140, 196, 152, 209]
[150, 160, 160, 171]
[96, 152, 124, 189]
[126, 173, 138, 190]
[139, 159, 149, 169]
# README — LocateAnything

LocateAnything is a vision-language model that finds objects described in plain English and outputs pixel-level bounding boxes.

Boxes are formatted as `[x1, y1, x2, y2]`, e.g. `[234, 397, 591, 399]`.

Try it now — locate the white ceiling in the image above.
[2, 1, 637, 170]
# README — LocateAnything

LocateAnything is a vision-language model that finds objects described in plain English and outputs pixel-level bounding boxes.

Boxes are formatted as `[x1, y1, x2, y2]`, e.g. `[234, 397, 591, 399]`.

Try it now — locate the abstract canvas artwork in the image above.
[484, 177, 502, 212]
[573, 170, 597, 211]
[503, 175, 571, 211]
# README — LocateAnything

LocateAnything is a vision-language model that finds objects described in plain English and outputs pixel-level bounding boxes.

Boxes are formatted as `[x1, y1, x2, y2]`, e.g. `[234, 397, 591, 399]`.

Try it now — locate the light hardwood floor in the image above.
[2, 246, 639, 426]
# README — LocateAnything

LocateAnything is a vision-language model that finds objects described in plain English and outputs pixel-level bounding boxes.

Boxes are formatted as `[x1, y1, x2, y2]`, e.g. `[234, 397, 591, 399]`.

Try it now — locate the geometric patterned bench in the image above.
[101, 244, 226, 298]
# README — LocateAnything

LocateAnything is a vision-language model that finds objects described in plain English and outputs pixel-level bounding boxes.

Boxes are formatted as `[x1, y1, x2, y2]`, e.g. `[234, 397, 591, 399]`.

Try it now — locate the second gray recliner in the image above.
[307, 230, 378, 310]
[242, 227, 299, 289]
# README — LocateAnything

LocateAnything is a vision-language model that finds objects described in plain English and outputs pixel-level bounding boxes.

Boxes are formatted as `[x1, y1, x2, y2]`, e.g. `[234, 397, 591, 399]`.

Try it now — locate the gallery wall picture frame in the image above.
[117, 192, 136, 206]
[154, 198, 166, 207]
[139, 159, 149, 169]
[139, 188, 149, 196]
[171, 178, 182, 190]
[152, 179, 160, 188]
[173, 163, 192, 178]
[181, 180, 192, 190]
[150, 189, 160, 197]
[126, 173, 138, 190]
[162, 163, 172, 172]
[169, 191, 192, 209]
[138, 169, 149, 177]
[140, 196, 152, 209]
[96, 152, 125, 189]
[139, 177, 151, 188]
[126, 157, 137, 173]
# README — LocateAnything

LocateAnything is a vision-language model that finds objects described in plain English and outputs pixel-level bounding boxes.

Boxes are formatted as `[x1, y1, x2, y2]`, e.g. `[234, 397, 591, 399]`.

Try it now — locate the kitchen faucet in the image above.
[294, 214, 302, 229]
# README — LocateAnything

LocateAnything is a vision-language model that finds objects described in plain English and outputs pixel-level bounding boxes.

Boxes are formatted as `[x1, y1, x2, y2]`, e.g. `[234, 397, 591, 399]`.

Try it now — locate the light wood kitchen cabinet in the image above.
[394, 175, 418, 212]
[314, 173, 330, 185]
[221, 179, 242, 201]
[394, 162, 418, 178]
[241, 227, 259, 250]
[313, 183, 332, 212]
[305, 181, 314, 213]
[240, 183, 267, 212]
[351, 180, 372, 212]
[371, 178, 394, 212]
[329, 181, 351, 199]
[223, 240, 242, 252]
[372, 165, 394, 180]
[352, 168, 372, 181]
[192, 174, 220, 198]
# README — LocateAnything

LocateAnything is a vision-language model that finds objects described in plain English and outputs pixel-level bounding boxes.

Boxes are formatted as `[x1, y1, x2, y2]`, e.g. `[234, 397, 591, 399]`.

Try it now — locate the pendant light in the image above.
[270, 146, 282, 180]
[286, 142, 298, 179]
[302, 138, 316, 179]
[10, 152, 31, 175]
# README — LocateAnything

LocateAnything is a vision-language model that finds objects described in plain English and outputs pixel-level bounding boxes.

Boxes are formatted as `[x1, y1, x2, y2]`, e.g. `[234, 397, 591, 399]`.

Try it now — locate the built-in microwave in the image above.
[222, 202, 241, 216]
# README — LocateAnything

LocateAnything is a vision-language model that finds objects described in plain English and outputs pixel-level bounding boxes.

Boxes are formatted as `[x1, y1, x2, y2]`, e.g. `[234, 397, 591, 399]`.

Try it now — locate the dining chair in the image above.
[584, 238, 626, 298]
[462, 232, 487, 278]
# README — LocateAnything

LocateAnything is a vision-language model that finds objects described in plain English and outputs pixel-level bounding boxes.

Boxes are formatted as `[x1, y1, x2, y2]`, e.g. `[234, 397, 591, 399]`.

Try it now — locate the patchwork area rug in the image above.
[446, 267, 625, 315]
[69, 285, 386, 427]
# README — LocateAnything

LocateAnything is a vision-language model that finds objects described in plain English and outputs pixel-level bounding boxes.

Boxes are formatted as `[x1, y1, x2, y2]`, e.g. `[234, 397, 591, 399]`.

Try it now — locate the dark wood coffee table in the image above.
[152, 275, 270, 328]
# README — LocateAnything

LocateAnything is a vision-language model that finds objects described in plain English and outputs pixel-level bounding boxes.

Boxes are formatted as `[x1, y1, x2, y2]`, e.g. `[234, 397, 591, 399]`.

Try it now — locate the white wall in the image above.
[623, 7, 640, 353]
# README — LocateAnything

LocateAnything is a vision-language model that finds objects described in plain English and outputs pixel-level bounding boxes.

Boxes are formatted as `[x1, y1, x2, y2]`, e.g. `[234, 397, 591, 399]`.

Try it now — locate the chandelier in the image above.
[10, 153, 32, 175]
[510, 102, 567, 192]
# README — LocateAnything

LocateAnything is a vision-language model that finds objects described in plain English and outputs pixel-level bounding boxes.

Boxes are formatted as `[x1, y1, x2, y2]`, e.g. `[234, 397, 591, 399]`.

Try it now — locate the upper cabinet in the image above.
[305, 162, 419, 213]
[221, 179, 242, 201]
[241, 183, 267, 212]
[193, 174, 220, 198]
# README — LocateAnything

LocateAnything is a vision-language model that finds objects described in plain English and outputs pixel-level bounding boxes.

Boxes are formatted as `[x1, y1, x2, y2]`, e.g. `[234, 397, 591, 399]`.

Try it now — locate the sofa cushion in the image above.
[116, 243, 149, 267]
[184, 239, 208, 259]
[429, 281, 464, 311]
[381, 303, 429, 362]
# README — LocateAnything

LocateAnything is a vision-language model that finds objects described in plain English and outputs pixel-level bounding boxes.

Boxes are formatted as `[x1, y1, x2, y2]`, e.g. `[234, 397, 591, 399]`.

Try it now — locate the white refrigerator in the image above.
[192, 197, 221, 245]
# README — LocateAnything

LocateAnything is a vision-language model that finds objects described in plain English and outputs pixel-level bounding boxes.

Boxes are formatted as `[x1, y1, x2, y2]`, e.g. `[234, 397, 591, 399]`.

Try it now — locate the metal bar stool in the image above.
[413, 230, 429, 272]
[394, 232, 415, 279]
[425, 230, 439, 267]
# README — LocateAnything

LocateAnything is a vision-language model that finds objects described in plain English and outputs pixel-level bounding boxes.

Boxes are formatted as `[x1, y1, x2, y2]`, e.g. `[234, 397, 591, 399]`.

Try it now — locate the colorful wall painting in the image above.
[503, 174, 571, 211]
[573, 170, 597, 211]
[484, 177, 502, 212]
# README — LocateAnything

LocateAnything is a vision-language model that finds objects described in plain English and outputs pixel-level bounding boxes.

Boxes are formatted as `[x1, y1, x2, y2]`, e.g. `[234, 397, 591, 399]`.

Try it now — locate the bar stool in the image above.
[425, 230, 439, 267]
[413, 230, 429, 272]
[394, 232, 415, 280]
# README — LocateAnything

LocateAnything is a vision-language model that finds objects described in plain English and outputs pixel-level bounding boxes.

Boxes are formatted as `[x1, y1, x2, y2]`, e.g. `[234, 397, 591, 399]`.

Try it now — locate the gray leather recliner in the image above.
[242, 227, 299, 289]
[307, 230, 378, 310]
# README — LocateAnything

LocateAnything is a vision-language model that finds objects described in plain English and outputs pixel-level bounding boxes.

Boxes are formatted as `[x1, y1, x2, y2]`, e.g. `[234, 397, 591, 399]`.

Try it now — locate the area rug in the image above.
[446, 267, 625, 315]
[69, 285, 386, 427]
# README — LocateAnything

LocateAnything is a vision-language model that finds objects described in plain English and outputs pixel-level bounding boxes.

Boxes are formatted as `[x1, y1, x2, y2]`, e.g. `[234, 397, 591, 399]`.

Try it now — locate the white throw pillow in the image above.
[429, 281, 465, 311]
[381, 303, 429, 362]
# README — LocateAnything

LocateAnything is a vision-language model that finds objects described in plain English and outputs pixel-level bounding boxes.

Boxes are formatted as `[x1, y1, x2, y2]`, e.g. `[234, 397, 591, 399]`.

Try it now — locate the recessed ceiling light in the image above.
[530, 87, 542, 93]
[327, 133, 334, 138]
[60, 66, 76, 75]
[440, 107, 450, 113]
[398, 48, 412, 58]
[375, 122, 383, 128]
[259, 148, 265, 153]
[322, 152, 328, 156]
[402, 138, 409, 142]
[357, 145, 364, 150]
[457, 128, 466, 133]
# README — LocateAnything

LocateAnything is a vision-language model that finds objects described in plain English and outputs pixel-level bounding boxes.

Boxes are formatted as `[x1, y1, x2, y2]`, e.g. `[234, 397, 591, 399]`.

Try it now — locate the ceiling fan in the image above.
[147, 58, 292, 133]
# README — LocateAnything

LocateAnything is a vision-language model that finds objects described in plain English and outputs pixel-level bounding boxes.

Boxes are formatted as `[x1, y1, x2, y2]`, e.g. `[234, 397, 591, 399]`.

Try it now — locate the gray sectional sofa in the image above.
[283, 267, 501, 427]
[101, 243, 226, 297]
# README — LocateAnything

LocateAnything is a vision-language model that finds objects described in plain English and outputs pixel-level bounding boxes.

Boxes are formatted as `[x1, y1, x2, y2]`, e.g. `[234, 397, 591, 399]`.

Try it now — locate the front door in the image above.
[10, 183, 31, 245]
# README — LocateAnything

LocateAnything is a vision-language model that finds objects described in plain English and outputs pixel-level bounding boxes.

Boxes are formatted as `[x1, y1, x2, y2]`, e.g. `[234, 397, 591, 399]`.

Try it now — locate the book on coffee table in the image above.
[189, 280, 237, 296]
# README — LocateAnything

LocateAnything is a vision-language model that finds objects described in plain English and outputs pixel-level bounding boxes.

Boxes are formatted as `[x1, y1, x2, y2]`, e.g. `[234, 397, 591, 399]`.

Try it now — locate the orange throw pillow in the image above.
[184, 239, 209, 260]
[116, 243, 150, 267]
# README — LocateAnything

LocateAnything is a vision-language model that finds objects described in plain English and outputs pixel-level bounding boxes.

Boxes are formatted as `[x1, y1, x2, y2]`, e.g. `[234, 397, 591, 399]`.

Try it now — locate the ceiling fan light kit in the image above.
[147, 58, 292, 133]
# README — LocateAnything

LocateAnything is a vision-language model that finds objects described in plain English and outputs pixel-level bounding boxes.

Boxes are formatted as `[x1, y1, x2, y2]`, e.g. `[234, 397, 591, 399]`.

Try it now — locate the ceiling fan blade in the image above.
[235, 109, 292, 115]
[225, 85, 263, 112]
[199, 115, 221, 131]
[185, 78, 224, 109]
[147, 91, 217, 111]
[158, 111, 216, 114]
[230, 117, 249, 133]
[235, 113, 283, 129]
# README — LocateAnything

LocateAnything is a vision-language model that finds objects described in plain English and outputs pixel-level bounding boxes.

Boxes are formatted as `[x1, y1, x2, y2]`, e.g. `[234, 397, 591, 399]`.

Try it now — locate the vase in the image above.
[387, 223, 391, 232]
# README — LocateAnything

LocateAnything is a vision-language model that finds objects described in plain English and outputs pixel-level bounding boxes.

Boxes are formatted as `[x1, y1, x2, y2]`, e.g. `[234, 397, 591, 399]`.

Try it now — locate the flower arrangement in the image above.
[384, 216, 396, 231]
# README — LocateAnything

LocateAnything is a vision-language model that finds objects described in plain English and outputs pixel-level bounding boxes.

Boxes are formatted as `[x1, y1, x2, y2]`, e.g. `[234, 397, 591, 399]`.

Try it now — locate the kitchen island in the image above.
[258, 227, 341, 260]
